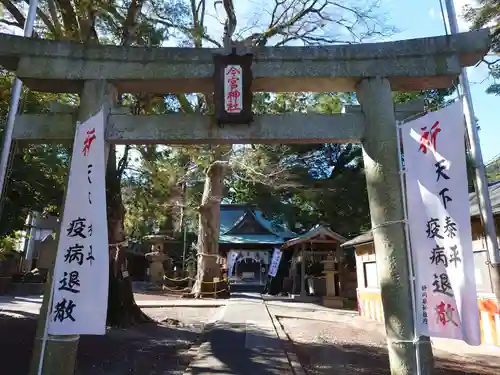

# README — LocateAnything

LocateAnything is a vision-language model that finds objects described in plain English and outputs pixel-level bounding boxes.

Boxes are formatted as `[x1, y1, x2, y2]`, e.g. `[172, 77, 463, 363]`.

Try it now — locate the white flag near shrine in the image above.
[227, 252, 239, 278]
[48, 109, 109, 335]
[401, 100, 481, 345]
[268, 248, 283, 277]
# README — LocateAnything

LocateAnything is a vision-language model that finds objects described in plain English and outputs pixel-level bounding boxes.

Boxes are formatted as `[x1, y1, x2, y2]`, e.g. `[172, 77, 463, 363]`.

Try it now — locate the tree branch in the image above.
[0, 19, 21, 28]
[121, 0, 145, 45]
[477, 57, 500, 68]
[0, 0, 40, 37]
[241, 0, 392, 47]
[117, 145, 131, 180]
[54, 0, 80, 39]
[46, 0, 63, 37]
[152, 17, 222, 48]
[175, 94, 194, 113]
[0, 0, 25, 26]
[21, 0, 57, 36]
[222, 0, 236, 46]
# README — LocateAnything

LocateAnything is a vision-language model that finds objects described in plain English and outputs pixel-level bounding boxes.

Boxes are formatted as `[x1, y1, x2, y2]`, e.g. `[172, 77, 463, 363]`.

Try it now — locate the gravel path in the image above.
[267, 304, 500, 375]
[0, 307, 219, 375]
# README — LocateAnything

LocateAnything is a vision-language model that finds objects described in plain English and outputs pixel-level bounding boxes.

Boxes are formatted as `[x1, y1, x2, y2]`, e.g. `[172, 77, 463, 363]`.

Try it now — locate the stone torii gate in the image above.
[0, 29, 491, 375]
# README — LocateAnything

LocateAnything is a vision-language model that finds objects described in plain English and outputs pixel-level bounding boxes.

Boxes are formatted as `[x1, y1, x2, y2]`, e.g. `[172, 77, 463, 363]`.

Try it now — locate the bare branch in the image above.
[175, 94, 195, 113]
[0, 0, 26, 27]
[222, 0, 236, 46]
[478, 57, 500, 68]
[121, 0, 145, 45]
[195, 0, 204, 20]
[0, 0, 42, 37]
[0, 19, 21, 28]
[153, 17, 222, 47]
[54, 0, 80, 39]
[240, 0, 393, 47]
[46, 0, 63, 37]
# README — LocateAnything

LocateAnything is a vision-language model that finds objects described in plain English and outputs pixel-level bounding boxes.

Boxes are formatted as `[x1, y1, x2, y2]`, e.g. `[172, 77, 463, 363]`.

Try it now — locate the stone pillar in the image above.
[187, 261, 195, 288]
[24, 211, 40, 271]
[335, 243, 344, 296]
[29, 80, 115, 375]
[322, 253, 344, 308]
[356, 77, 434, 375]
[300, 243, 306, 297]
[289, 257, 297, 294]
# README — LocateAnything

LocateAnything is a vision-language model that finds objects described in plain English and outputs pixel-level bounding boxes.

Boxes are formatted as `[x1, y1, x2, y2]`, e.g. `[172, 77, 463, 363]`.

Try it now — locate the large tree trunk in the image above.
[191, 161, 226, 297]
[106, 145, 152, 327]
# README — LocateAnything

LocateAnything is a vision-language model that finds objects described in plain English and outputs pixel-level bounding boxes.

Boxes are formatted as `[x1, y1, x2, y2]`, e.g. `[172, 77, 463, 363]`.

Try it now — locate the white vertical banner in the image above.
[268, 248, 283, 277]
[401, 100, 481, 345]
[227, 251, 239, 278]
[48, 109, 109, 335]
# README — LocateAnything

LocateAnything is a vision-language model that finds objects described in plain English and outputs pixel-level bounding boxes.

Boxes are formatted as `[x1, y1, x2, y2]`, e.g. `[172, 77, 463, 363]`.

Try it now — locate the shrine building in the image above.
[342, 181, 500, 346]
[218, 204, 296, 286]
[219, 204, 356, 308]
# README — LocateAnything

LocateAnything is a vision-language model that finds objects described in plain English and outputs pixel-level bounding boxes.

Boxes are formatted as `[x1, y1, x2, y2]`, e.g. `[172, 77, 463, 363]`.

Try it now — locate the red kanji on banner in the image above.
[435, 301, 459, 327]
[418, 121, 441, 154]
[82, 128, 96, 156]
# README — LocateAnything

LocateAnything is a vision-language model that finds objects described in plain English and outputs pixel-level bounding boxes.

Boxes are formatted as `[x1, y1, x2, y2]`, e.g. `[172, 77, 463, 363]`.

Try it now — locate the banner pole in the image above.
[0, 0, 39, 208]
[37, 277, 55, 375]
[443, 0, 500, 304]
[396, 121, 422, 375]
[33, 129, 76, 375]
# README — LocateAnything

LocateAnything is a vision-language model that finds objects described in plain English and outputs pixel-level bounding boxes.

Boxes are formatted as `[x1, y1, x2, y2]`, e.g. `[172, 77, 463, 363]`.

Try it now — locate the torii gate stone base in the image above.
[0, 30, 490, 375]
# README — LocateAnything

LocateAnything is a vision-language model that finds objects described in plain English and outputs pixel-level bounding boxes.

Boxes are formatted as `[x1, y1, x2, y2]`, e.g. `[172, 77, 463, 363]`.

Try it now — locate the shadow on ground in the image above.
[1, 315, 287, 375]
[0, 314, 199, 375]
[290, 340, 500, 375]
[186, 322, 288, 375]
[275, 314, 500, 375]
[2, 311, 499, 375]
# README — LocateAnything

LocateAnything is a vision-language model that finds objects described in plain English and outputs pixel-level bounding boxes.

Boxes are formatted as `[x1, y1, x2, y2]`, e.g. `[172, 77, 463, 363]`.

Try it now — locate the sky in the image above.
[383, 0, 499, 163]
[209, 0, 498, 163]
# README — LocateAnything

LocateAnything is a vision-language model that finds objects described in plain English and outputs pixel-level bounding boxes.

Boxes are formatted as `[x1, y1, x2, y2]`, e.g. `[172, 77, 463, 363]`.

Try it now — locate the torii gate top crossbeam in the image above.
[0, 30, 490, 94]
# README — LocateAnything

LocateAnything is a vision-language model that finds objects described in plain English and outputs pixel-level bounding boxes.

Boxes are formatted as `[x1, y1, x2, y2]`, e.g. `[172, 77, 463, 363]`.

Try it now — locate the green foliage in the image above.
[0, 232, 22, 261]
[0, 0, 192, 230]
[230, 142, 370, 237]
[486, 155, 500, 182]
[123, 146, 204, 239]
[229, 93, 369, 237]
[229, 89, 454, 238]
[393, 88, 455, 110]
[0, 71, 69, 236]
[463, 1, 500, 95]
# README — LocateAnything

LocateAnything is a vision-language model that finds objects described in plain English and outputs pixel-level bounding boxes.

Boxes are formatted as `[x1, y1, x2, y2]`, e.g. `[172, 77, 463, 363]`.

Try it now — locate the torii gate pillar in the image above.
[357, 77, 434, 375]
[28, 79, 115, 375]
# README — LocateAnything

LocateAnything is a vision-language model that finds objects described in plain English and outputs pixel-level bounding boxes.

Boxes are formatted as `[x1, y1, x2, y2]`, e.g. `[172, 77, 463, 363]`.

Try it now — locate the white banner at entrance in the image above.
[401, 100, 480, 345]
[268, 248, 282, 277]
[48, 110, 109, 335]
[227, 251, 239, 278]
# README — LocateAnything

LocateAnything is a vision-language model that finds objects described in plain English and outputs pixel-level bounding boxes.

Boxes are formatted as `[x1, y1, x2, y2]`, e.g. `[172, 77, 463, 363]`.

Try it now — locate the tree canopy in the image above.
[0, 71, 69, 236]
[463, 0, 500, 95]
[0, 1, 458, 303]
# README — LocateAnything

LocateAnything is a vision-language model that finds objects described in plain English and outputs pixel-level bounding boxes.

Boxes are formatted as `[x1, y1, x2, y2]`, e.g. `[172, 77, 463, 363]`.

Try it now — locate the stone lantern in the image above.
[185, 255, 197, 288]
[321, 253, 344, 308]
[144, 234, 175, 287]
